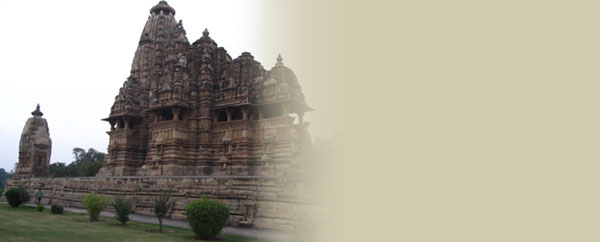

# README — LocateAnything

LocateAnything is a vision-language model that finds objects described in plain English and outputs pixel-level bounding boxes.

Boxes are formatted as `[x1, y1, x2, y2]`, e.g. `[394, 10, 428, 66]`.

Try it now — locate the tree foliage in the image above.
[0, 168, 13, 189]
[50, 147, 106, 177]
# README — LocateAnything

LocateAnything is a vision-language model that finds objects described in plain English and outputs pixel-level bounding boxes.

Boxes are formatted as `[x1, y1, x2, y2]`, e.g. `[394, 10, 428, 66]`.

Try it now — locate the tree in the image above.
[72, 148, 105, 177]
[49, 147, 106, 177]
[49, 163, 70, 177]
[0, 168, 9, 189]
[153, 194, 170, 232]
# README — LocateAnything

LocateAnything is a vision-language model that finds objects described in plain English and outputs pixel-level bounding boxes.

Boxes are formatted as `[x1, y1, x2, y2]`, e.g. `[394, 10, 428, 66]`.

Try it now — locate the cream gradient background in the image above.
[264, 0, 600, 241]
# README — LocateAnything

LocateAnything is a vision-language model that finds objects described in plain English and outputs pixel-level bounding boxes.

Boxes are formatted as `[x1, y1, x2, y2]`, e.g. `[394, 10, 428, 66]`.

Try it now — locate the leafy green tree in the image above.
[72, 148, 106, 177]
[50, 148, 106, 177]
[0, 168, 9, 189]
[0, 168, 14, 190]
[153, 194, 170, 232]
[49, 163, 70, 177]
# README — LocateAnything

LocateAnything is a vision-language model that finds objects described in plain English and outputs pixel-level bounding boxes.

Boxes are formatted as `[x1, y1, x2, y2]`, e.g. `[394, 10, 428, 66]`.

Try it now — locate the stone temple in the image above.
[7, 1, 315, 231]
[96, 0, 312, 177]
[14, 104, 52, 179]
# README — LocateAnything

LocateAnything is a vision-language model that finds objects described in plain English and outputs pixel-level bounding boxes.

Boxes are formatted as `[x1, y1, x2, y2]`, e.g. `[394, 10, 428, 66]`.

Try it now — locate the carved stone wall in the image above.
[4, 176, 315, 231]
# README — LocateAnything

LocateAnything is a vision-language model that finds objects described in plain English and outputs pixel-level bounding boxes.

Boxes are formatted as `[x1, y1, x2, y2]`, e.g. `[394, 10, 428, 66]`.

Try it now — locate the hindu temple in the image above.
[6, 1, 315, 231]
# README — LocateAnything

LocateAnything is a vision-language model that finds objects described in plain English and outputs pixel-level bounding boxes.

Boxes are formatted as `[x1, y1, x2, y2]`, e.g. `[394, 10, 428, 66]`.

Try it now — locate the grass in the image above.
[0, 203, 266, 242]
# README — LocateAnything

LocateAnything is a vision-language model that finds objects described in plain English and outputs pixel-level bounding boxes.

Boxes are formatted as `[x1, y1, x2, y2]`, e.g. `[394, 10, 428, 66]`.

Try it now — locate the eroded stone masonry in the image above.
[7, 1, 316, 231]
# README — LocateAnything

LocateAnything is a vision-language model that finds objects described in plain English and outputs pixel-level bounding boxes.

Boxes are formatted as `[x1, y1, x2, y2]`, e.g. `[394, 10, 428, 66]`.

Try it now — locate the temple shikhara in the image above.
[97, 1, 312, 177]
[14, 104, 52, 179]
[7, 1, 315, 232]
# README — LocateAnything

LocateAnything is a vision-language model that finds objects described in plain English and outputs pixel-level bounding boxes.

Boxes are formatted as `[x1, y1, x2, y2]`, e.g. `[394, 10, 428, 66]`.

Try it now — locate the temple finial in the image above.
[203, 28, 209, 37]
[276, 54, 283, 64]
[150, 1, 176, 15]
[31, 104, 43, 117]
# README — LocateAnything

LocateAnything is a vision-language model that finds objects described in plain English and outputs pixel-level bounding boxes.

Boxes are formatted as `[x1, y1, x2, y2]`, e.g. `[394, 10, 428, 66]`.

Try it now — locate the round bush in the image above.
[51, 203, 64, 214]
[186, 198, 230, 240]
[36, 203, 44, 212]
[82, 193, 109, 221]
[5, 188, 30, 208]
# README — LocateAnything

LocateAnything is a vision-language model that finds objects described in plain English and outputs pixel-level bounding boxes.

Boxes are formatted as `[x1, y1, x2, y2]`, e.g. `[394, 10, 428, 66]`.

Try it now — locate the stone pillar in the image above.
[172, 107, 181, 121]
[242, 108, 248, 120]
[258, 110, 264, 119]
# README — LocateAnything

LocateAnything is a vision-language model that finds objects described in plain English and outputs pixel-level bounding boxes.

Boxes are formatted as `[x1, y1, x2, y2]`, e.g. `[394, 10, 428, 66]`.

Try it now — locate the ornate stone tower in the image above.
[97, 1, 313, 177]
[15, 104, 52, 178]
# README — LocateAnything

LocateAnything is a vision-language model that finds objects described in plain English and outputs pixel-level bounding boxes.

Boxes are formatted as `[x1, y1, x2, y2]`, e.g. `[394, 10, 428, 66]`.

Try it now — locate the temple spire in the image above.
[17, 103, 51, 178]
[203, 28, 210, 37]
[130, 1, 189, 91]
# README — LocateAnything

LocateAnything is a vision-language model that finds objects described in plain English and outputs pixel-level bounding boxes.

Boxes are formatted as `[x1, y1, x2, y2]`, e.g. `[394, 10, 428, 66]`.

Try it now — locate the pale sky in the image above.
[0, 0, 329, 171]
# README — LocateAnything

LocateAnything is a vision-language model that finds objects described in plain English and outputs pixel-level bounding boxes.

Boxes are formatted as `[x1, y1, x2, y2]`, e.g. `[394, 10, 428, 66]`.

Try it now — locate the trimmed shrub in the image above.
[82, 193, 109, 221]
[113, 196, 132, 225]
[5, 187, 30, 207]
[153, 194, 170, 232]
[36, 203, 44, 212]
[51, 203, 64, 214]
[186, 198, 230, 240]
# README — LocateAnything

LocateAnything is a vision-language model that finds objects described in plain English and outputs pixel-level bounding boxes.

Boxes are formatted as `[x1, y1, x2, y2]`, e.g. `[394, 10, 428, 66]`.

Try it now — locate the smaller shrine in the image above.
[14, 104, 52, 178]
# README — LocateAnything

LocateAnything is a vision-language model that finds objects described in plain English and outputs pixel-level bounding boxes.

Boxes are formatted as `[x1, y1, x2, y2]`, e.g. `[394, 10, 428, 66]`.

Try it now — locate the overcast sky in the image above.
[0, 0, 328, 171]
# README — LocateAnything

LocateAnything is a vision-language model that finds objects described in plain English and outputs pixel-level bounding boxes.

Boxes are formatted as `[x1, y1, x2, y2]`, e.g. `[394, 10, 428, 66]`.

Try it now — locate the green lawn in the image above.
[0, 203, 265, 242]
